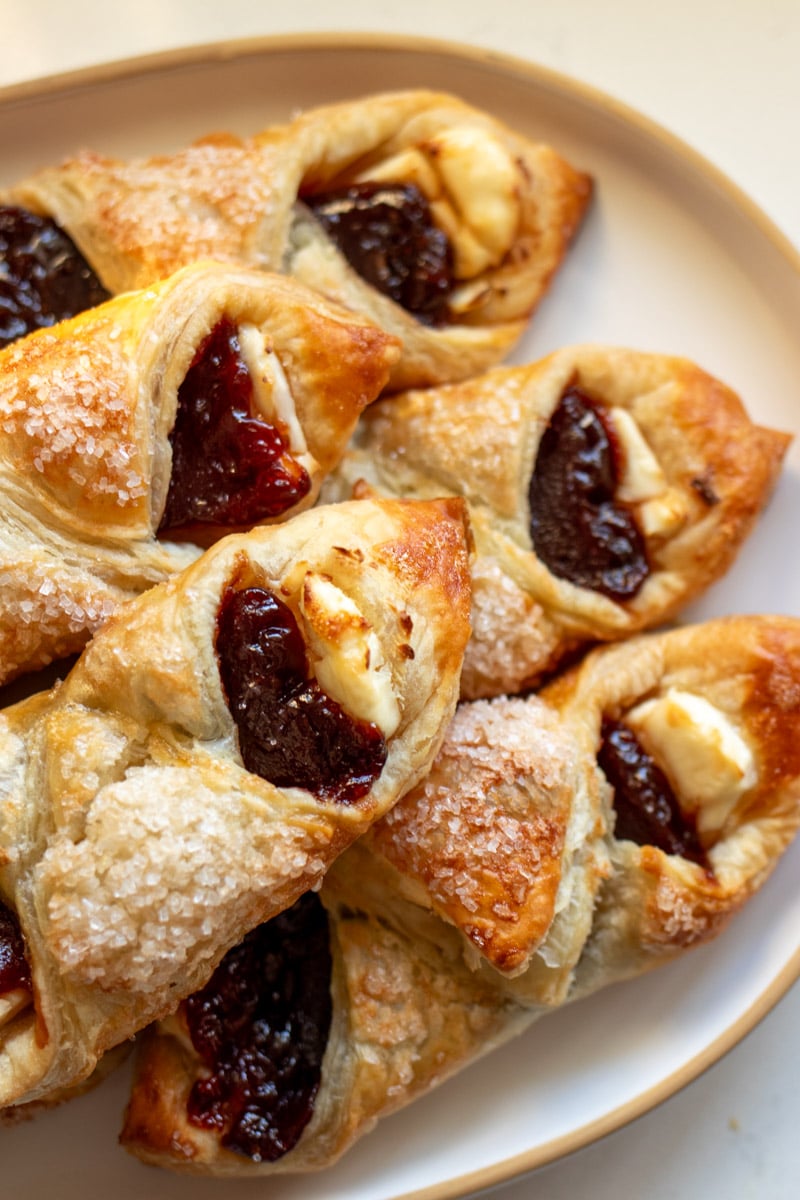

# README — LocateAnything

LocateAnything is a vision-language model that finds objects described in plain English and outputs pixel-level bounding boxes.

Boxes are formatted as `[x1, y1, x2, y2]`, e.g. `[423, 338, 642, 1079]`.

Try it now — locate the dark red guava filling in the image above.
[158, 319, 311, 536]
[0, 205, 110, 348]
[215, 585, 387, 803]
[529, 386, 650, 601]
[303, 182, 454, 325]
[0, 898, 31, 996]
[598, 717, 706, 865]
[184, 893, 332, 1162]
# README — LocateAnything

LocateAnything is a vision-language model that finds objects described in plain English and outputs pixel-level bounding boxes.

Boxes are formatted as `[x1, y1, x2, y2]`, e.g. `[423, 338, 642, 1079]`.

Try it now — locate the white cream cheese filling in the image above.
[626, 688, 757, 838]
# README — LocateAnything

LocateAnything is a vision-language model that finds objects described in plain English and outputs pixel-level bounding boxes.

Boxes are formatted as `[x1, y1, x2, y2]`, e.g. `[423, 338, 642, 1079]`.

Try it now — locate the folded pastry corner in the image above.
[0, 259, 400, 685]
[2, 132, 295, 300]
[0, 495, 472, 1110]
[117, 616, 800, 1176]
[365, 694, 609, 1006]
[326, 345, 790, 698]
[120, 862, 532, 1176]
[542, 614, 800, 996]
[284, 89, 592, 389]
[3, 90, 591, 388]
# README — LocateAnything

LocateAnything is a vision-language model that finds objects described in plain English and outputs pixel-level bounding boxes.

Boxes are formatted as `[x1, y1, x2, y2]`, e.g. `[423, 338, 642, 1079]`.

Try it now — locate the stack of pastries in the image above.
[0, 89, 798, 1181]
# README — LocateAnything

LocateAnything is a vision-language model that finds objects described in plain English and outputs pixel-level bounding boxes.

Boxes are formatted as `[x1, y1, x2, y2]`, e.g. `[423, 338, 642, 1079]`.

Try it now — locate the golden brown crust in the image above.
[366, 696, 605, 991]
[0, 497, 472, 1110]
[7, 90, 591, 389]
[326, 345, 790, 697]
[0, 260, 399, 684]
[283, 90, 592, 390]
[542, 616, 800, 994]
[118, 618, 800, 1176]
[7, 134, 294, 295]
[120, 851, 531, 1176]
[119, 1034, 205, 1164]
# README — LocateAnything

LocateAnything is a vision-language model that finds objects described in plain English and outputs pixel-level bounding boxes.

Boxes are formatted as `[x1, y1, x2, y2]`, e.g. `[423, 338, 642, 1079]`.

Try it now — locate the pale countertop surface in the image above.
[2, 3, 799, 1198]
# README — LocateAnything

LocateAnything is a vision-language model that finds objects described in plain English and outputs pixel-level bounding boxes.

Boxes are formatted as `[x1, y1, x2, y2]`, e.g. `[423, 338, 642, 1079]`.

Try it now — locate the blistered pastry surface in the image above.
[370, 697, 577, 973]
[0, 497, 472, 1109]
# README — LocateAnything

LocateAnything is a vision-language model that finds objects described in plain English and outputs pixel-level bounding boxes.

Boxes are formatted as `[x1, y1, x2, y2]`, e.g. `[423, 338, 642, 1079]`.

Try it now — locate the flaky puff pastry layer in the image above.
[542, 615, 800, 996]
[364, 696, 608, 1006]
[0, 259, 399, 685]
[375, 617, 800, 1006]
[0, 496, 472, 1110]
[120, 855, 532, 1177]
[326, 345, 790, 698]
[280, 90, 591, 390]
[119, 616, 800, 1176]
[6, 90, 591, 390]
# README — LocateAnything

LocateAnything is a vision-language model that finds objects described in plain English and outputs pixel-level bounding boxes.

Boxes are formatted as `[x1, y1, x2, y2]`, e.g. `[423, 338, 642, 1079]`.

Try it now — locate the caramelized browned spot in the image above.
[529, 386, 649, 600]
[0, 898, 31, 995]
[158, 319, 310, 536]
[598, 718, 706, 864]
[216, 585, 387, 803]
[742, 629, 800, 791]
[690, 474, 720, 506]
[303, 182, 454, 325]
[184, 893, 332, 1161]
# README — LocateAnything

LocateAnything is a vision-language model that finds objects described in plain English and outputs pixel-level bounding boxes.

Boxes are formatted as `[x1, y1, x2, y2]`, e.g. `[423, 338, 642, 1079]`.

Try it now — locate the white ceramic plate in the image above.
[2, 33, 800, 1200]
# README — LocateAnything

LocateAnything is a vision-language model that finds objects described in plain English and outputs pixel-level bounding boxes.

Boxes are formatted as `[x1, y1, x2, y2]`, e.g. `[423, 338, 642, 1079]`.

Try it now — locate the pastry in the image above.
[3, 90, 592, 388]
[279, 90, 592, 390]
[326, 345, 791, 697]
[0, 258, 399, 684]
[543, 614, 800, 995]
[364, 694, 608, 1007]
[118, 615, 800, 1175]
[120, 863, 531, 1175]
[119, 696, 591, 1175]
[0, 495, 472, 1109]
[375, 616, 800, 1002]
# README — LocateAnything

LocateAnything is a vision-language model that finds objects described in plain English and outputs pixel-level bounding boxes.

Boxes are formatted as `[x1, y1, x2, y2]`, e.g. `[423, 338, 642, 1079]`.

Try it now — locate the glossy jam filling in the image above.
[158, 319, 311, 536]
[0, 898, 31, 996]
[0, 205, 110, 348]
[185, 892, 332, 1161]
[303, 181, 454, 325]
[598, 718, 706, 865]
[529, 386, 650, 601]
[216, 585, 388, 803]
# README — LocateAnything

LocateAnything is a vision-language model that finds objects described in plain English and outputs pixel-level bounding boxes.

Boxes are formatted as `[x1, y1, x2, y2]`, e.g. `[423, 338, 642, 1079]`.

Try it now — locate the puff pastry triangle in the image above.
[4, 90, 591, 388]
[118, 616, 800, 1174]
[326, 345, 791, 697]
[0, 495, 471, 1109]
[0, 259, 399, 684]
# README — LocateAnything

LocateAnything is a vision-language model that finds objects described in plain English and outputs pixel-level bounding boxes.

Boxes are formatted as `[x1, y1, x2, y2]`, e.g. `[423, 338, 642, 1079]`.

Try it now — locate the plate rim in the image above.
[2, 29, 800, 1199]
[0, 31, 797, 266]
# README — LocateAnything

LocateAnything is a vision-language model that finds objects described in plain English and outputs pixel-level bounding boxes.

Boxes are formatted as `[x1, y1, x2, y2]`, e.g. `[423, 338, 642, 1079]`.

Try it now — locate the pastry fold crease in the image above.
[120, 616, 800, 1176]
[325, 345, 790, 697]
[0, 496, 472, 1110]
[0, 259, 400, 685]
[5, 90, 592, 389]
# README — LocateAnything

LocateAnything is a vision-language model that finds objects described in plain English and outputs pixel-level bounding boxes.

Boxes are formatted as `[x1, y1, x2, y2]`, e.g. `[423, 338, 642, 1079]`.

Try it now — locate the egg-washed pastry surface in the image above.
[119, 615, 800, 1174]
[326, 345, 790, 697]
[362, 616, 800, 1003]
[0, 259, 399, 686]
[0, 496, 472, 1110]
[2, 90, 592, 389]
[364, 695, 607, 1006]
[543, 614, 800, 995]
[120, 877, 531, 1175]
